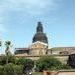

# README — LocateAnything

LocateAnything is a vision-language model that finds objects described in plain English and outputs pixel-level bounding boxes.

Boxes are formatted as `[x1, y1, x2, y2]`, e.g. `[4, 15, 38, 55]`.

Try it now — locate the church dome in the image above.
[32, 22, 48, 44]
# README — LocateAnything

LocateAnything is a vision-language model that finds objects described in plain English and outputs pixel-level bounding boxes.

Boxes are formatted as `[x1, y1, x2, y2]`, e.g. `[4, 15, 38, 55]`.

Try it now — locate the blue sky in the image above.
[0, 0, 75, 54]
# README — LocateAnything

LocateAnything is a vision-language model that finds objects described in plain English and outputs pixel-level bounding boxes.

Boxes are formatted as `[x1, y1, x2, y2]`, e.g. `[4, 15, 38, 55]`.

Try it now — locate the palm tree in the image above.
[5, 41, 12, 64]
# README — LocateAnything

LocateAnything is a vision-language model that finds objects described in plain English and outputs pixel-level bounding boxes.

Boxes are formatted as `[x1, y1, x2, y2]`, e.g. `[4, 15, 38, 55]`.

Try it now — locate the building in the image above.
[48, 47, 75, 55]
[15, 22, 75, 63]
[15, 22, 48, 56]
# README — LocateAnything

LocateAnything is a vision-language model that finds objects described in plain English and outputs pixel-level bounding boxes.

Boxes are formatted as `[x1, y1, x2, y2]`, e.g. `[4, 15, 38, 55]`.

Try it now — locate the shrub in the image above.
[0, 65, 3, 75]
[23, 59, 34, 69]
[3, 63, 23, 75]
[60, 64, 71, 70]
[14, 58, 34, 74]
[15, 58, 27, 65]
[0, 55, 6, 65]
[14, 65, 23, 75]
[36, 56, 70, 72]
[15, 58, 34, 69]
[3, 63, 14, 75]
[0, 55, 16, 65]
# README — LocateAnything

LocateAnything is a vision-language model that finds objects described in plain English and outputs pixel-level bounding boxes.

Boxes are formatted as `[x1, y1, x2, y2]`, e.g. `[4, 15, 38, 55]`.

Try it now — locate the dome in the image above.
[33, 32, 48, 43]
[32, 22, 48, 44]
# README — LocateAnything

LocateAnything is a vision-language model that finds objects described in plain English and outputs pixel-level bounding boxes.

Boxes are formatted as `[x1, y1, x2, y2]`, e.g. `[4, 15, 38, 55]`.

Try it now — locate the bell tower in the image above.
[32, 22, 48, 44]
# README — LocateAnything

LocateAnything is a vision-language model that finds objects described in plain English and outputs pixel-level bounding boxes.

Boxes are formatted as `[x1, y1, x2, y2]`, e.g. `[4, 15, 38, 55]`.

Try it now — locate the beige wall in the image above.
[30, 48, 46, 55]
[57, 72, 75, 75]
[54, 55, 68, 64]
[30, 42, 47, 55]
[15, 55, 69, 63]
[43, 70, 75, 75]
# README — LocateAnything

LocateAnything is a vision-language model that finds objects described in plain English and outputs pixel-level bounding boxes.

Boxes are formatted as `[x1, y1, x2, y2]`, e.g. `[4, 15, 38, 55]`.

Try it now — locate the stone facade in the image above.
[29, 41, 48, 55]
[48, 47, 75, 55]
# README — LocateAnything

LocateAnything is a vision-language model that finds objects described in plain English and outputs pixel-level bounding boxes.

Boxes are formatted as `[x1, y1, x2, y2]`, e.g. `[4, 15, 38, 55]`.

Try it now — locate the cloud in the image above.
[0, 0, 62, 15]
[0, 0, 62, 33]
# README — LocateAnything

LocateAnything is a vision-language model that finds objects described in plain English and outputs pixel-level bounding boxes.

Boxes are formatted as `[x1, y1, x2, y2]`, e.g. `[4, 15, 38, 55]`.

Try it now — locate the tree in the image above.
[3, 63, 23, 75]
[36, 55, 70, 72]
[22, 59, 34, 74]
[0, 55, 6, 65]
[0, 65, 3, 75]
[15, 58, 34, 68]
[5, 41, 12, 55]
[5, 41, 12, 64]
[3, 63, 14, 75]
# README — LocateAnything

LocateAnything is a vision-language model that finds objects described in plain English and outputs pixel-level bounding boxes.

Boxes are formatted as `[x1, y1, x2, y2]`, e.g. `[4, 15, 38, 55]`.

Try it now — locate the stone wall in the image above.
[49, 47, 75, 55]
[15, 54, 68, 63]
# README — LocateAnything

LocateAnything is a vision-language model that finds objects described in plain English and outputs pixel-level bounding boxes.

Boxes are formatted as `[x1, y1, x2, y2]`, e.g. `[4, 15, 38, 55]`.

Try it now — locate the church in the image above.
[15, 22, 48, 56]
[15, 22, 75, 63]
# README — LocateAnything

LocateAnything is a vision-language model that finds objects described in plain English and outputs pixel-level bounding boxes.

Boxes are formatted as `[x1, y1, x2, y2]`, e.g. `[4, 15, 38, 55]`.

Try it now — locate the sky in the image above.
[0, 0, 75, 54]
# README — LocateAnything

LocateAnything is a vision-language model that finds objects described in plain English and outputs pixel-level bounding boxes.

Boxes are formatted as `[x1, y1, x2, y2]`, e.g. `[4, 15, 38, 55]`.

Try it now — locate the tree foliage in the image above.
[3, 63, 23, 75]
[0, 65, 3, 75]
[0, 54, 71, 74]
[14, 58, 34, 74]
[36, 56, 71, 72]
[5, 41, 12, 56]
[0, 55, 15, 65]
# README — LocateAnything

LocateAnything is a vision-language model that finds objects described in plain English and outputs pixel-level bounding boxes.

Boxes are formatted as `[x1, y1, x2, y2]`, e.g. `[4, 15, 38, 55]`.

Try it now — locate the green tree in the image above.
[5, 41, 12, 64]
[3, 63, 23, 75]
[23, 59, 34, 69]
[60, 64, 71, 70]
[0, 55, 16, 65]
[3, 63, 14, 75]
[15, 58, 34, 68]
[14, 65, 23, 75]
[0, 65, 3, 75]
[36, 55, 70, 72]
[15, 58, 34, 74]
[0, 55, 6, 65]
[15, 58, 27, 65]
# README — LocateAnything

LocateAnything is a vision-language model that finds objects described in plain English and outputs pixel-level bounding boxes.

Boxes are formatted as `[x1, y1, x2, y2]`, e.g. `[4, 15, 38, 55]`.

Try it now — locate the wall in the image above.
[29, 41, 48, 55]
[15, 54, 68, 63]
[43, 70, 75, 75]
